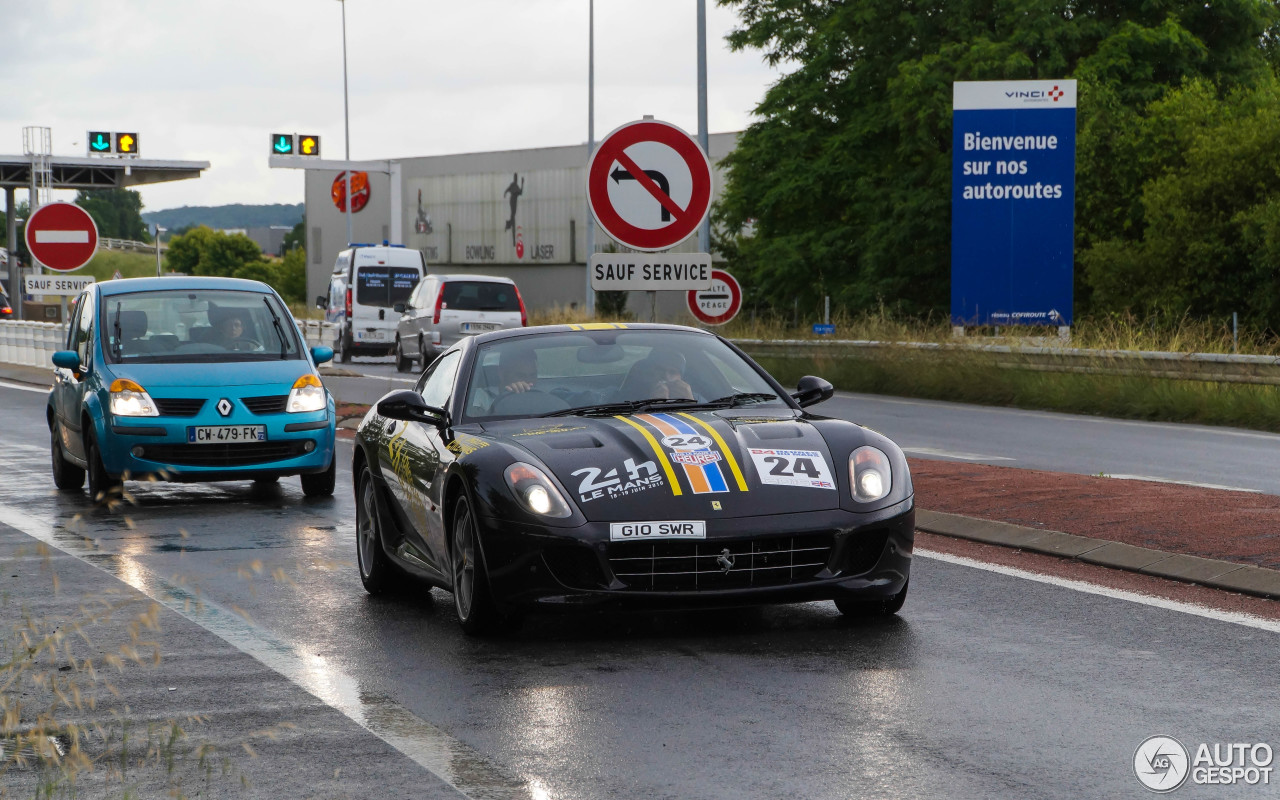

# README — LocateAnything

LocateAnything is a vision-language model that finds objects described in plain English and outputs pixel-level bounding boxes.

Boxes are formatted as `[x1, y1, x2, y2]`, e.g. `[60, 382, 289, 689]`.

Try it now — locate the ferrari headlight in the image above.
[850, 446, 891, 503]
[109, 379, 158, 417]
[287, 374, 327, 413]
[504, 462, 572, 518]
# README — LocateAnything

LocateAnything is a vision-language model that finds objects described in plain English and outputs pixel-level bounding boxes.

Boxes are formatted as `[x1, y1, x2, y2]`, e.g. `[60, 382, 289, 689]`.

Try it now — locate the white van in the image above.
[317, 244, 425, 362]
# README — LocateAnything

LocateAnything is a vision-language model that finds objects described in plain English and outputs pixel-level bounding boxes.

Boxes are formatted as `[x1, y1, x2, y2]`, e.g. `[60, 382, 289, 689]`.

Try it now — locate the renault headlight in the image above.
[109, 379, 158, 417]
[287, 374, 327, 413]
[849, 446, 891, 503]
[504, 462, 572, 518]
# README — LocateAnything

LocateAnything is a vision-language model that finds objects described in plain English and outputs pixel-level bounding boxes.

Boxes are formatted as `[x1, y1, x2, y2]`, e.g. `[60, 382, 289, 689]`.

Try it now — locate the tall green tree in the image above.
[75, 188, 150, 242]
[715, 0, 1279, 318]
[165, 226, 264, 277]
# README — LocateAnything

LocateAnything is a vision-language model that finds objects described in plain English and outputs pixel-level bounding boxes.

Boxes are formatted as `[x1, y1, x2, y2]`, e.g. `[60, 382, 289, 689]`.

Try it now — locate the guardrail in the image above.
[0, 319, 334, 370]
[3, 321, 1277, 385]
[100, 238, 164, 252]
[735, 339, 1280, 386]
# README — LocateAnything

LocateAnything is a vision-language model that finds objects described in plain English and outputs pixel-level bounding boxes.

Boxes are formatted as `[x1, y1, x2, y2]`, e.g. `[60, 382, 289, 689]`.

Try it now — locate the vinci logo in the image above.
[1048, 85, 1064, 102]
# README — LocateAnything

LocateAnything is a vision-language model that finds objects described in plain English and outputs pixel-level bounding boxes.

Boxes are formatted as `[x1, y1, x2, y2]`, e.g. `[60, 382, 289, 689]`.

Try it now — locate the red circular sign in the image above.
[332, 171, 370, 213]
[688, 269, 742, 326]
[24, 202, 99, 272]
[587, 120, 712, 252]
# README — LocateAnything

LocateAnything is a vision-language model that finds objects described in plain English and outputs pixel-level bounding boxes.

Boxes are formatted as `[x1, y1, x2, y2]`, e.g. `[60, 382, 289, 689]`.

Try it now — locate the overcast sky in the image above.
[1, 0, 785, 214]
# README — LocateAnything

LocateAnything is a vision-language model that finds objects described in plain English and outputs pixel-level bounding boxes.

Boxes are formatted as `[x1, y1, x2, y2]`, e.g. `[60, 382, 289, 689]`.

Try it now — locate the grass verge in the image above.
[751, 346, 1280, 432]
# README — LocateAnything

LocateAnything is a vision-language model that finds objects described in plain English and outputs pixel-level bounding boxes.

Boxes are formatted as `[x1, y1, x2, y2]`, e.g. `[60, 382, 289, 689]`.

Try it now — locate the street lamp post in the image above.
[584, 0, 596, 317]
[696, 0, 710, 254]
[339, 0, 353, 247]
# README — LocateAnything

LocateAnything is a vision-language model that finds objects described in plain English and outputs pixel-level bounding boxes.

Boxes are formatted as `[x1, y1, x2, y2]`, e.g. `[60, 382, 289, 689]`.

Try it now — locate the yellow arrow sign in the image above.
[118, 134, 135, 152]
[300, 137, 316, 155]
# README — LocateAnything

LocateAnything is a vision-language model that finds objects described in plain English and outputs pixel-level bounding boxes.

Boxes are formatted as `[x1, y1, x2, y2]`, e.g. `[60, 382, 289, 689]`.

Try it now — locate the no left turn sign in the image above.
[587, 119, 713, 252]
[688, 269, 742, 326]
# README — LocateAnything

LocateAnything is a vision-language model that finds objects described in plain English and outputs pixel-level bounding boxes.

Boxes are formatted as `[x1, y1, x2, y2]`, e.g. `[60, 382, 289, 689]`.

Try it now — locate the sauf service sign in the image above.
[951, 80, 1077, 327]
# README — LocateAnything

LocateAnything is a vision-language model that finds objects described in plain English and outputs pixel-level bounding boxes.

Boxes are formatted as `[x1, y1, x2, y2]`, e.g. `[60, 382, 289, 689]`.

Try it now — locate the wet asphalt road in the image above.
[3, 381, 1279, 798]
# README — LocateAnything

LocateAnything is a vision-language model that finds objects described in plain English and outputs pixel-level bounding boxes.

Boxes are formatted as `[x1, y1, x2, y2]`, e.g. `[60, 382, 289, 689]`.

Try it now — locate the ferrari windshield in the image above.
[462, 329, 787, 419]
[100, 289, 304, 364]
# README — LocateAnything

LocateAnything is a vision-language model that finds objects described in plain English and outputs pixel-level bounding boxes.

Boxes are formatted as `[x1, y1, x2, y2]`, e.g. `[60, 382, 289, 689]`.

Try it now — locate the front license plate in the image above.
[461, 322, 499, 333]
[187, 425, 266, 444]
[610, 521, 706, 541]
[355, 329, 386, 341]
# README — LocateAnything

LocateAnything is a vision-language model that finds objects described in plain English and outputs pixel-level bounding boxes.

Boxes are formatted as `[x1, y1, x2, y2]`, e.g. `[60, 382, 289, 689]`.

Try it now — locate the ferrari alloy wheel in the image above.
[395, 338, 411, 373]
[450, 494, 500, 635]
[85, 432, 121, 503]
[301, 454, 336, 497]
[835, 578, 909, 618]
[50, 424, 85, 491]
[356, 465, 404, 594]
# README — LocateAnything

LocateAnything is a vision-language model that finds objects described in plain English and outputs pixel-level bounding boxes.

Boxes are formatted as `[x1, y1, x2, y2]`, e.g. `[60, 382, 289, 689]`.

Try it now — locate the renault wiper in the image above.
[539, 397, 701, 417]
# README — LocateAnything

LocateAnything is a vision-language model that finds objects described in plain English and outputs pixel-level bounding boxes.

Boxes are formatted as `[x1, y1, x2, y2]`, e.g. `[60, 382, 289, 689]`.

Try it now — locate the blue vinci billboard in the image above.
[951, 80, 1077, 326]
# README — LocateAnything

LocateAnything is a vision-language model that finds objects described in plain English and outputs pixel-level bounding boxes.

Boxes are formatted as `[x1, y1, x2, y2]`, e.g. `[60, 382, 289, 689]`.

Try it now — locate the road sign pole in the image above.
[696, 0, 711, 255]
[584, 0, 596, 317]
[340, 0, 353, 247]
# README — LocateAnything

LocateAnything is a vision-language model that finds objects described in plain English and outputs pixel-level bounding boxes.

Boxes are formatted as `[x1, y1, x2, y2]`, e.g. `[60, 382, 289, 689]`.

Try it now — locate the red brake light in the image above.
[516, 287, 527, 327]
[345, 287, 352, 317]
[433, 286, 445, 325]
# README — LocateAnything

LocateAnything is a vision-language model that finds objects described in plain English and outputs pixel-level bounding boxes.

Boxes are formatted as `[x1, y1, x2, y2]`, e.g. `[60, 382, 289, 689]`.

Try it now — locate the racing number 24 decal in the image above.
[747, 448, 836, 490]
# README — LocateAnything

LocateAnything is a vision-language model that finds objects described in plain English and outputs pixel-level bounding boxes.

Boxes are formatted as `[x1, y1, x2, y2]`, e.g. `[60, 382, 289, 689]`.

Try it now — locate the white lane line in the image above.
[901, 447, 1015, 462]
[1103, 474, 1262, 493]
[0, 503, 530, 800]
[917, 548, 1280, 634]
[0, 379, 51, 394]
[839, 391, 1280, 443]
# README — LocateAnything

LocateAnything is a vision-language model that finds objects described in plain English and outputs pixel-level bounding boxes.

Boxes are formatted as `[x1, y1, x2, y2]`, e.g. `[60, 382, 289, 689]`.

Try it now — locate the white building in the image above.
[301, 132, 737, 320]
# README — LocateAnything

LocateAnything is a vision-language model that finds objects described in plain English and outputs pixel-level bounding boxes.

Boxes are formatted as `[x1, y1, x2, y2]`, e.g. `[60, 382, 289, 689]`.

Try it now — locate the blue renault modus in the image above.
[48, 277, 337, 501]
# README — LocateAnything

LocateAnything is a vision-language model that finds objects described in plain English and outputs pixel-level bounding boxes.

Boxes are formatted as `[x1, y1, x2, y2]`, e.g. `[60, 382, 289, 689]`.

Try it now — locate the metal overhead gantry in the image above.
[1, 152, 209, 313]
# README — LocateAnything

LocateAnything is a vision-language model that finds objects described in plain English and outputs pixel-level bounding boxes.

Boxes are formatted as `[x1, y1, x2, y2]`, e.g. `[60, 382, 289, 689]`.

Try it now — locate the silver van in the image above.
[317, 245, 425, 362]
[393, 274, 526, 372]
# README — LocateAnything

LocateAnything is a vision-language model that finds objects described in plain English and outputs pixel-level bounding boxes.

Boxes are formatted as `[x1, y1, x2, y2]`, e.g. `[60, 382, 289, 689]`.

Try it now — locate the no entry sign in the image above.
[688, 269, 742, 326]
[24, 202, 99, 272]
[587, 119, 712, 252]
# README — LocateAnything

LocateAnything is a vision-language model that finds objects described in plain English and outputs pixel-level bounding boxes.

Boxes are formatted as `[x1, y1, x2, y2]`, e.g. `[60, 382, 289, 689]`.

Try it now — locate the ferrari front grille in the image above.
[607, 534, 833, 591]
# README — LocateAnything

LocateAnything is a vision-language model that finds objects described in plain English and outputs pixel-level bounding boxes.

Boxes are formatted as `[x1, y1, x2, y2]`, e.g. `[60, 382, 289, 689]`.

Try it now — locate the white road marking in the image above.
[917, 548, 1280, 634]
[0, 503, 531, 799]
[0, 380, 51, 394]
[1103, 474, 1262, 493]
[839, 391, 1280, 443]
[901, 447, 1015, 462]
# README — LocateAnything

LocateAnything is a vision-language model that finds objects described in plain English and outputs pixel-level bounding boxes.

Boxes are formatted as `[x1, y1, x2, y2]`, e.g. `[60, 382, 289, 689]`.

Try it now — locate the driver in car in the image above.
[212, 312, 253, 349]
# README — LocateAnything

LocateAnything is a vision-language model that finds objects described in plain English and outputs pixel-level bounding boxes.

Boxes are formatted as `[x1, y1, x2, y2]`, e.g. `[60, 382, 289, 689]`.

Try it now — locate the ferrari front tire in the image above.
[355, 465, 406, 594]
[450, 494, 502, 635]
[835, 579, 908, 618]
